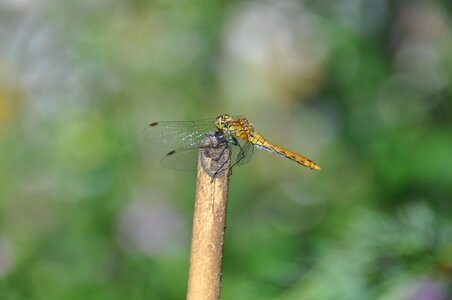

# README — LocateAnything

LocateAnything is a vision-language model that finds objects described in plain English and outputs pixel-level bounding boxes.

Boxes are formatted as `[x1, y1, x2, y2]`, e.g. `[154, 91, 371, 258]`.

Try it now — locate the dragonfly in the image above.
[143, 114, 321, 174]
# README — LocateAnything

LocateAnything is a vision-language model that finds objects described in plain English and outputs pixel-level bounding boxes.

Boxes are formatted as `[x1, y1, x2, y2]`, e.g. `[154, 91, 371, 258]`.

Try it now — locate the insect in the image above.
[144, 114, 321, 172]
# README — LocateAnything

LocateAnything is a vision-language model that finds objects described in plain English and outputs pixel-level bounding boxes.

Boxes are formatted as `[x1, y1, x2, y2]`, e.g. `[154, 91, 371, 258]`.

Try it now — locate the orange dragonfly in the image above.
[144, 114, 321, 172]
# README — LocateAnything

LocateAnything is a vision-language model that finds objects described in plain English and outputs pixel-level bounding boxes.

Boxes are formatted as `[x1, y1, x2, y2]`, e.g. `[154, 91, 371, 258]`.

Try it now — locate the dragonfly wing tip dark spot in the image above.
[149, 122, 159, 127]
[166, 150, 176, 156]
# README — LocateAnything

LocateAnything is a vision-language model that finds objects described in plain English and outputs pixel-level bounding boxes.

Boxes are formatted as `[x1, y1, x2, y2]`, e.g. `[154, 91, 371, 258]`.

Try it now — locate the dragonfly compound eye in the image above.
[215, 114, 230, 130]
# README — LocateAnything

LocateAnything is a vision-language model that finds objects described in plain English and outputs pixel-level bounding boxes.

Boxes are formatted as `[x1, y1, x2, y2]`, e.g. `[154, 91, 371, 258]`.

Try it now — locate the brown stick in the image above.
[186, 134, 231, 300]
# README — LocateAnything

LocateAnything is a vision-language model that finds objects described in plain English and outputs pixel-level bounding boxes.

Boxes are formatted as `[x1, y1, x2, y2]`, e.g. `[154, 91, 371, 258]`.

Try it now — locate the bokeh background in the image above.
[1, 0, 451, 299]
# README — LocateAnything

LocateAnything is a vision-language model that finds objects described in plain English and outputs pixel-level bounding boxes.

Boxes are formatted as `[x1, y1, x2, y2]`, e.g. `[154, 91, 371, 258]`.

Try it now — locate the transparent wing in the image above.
[160, 141, 233, 171]
[232, 139, 254, 166]
[143, 119, 216, 149]
[160, 148, 200, 171]
[159, 138, 253, 171]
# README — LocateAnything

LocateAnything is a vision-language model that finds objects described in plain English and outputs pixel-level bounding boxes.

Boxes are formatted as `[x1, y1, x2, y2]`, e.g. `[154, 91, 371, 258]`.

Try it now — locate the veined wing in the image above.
[232, 138, 254, 166]
[160, 139, 233, 171]
[160, 148, 200, 171]
[143, 119, 216, 149]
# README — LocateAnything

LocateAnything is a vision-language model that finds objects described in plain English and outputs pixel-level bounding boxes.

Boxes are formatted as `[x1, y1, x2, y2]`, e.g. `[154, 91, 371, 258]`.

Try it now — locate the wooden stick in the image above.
[186, 134, 231, 300]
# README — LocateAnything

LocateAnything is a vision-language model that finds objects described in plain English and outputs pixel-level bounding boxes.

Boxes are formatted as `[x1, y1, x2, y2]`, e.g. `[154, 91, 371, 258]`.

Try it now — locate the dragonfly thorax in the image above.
[215, 114, 255, 136]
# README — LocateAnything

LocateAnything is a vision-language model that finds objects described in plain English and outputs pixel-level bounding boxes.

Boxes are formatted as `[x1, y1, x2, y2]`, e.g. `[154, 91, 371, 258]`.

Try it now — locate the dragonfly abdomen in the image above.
[254, 137, 321, 171]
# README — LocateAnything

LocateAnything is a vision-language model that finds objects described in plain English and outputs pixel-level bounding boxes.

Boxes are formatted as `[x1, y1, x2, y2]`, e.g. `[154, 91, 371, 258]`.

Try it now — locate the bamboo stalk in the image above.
[186, 134, 231, 300]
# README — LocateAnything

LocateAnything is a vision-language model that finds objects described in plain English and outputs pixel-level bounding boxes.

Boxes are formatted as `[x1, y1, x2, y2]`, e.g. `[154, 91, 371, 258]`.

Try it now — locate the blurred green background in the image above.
[1, 0, 451, 299]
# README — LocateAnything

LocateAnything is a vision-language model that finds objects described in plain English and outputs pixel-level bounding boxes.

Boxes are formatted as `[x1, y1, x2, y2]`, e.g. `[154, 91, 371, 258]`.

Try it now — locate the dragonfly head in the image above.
[215, 114, 232, 132]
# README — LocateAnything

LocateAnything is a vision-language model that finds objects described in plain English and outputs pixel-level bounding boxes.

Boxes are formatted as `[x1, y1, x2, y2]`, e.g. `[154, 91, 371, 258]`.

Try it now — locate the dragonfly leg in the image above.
[211, 136, 241, 179]
[199, 132, 231, 178]
[212, 144, 232, 178]
[229, 136, 246, 168]
[230, 136, 239, 146]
